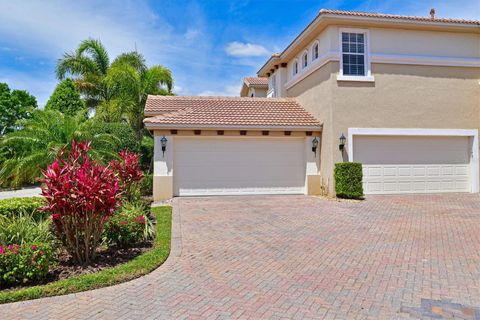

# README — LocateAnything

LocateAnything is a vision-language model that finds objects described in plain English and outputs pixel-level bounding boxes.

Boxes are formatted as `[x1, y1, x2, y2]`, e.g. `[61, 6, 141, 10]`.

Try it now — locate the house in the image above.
[240, 77, 269, 97]
[145, 9, 480, 201]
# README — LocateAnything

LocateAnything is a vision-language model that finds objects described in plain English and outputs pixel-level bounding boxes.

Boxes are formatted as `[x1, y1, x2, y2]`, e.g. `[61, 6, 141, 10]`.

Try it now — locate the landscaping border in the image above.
[0, 206, 172, 304]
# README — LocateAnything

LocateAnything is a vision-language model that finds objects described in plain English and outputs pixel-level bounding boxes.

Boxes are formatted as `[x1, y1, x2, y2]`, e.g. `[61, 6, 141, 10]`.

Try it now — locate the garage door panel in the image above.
[174, 137, 306, 196]
[356, 135, 472, 194]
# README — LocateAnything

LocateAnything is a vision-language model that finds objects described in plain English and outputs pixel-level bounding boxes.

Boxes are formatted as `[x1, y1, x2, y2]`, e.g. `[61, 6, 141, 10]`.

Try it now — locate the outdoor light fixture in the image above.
[339, 133, 346, 151]
[312, 137, 319, 156]
[160, 136, 167, 157]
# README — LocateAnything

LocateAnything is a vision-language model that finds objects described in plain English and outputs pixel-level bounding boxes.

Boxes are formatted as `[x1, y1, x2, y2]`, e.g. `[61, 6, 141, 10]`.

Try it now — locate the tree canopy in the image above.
[45, 79, 85, 116]
[0, 83, 37, 136]
[56, 39, 173, 139]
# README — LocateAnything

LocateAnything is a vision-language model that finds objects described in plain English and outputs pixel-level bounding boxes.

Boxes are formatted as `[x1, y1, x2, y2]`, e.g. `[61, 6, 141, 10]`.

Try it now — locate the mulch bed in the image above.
[1, 240, 154, 292]
[49, 241, 154, 281]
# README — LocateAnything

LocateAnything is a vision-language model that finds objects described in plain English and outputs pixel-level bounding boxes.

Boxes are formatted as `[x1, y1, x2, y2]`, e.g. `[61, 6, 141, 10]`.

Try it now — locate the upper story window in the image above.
[341, 32, 366, 76]
[302, 52, 308, 69]
[338, 29, 373, 82]
[293, 60, 299, 76]
[312, 43, 319, 61]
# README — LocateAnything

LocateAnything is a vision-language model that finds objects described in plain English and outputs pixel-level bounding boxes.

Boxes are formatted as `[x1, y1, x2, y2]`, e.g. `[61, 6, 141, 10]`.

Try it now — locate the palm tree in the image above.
[0, 110, 118, 188]
[98, 52, 173, 139]
[56, 39, 173, 139]
[56, 39, 110, 109]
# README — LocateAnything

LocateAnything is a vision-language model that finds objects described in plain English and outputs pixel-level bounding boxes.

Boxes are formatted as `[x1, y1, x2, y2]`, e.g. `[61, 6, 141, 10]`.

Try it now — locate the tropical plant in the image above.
[0, 243, 53, 287]
[56, 39, 173, 139]
[0, 214, 55, 246]
[103, 201, 154, 247]
[45, 79, 85, 116]
[110, 150, 144, 201]
[41, 140, 120, 264]
[0, 82, 37, 136]
[80, 120, 140, 162]
[0, 109, 119, 188]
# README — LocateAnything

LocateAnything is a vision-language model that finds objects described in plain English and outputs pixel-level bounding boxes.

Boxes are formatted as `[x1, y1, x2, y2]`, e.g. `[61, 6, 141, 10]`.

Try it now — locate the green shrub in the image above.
[0, 214, 55, 246]
[0, 243, 53, 287]
[103, 202, 154, 247]
[334, 162, 364, 199]
[0, 197, 46, 219]
[139, 174, 153, 196]
[139, 136, 153, 172]
[82, 120, 140, 163]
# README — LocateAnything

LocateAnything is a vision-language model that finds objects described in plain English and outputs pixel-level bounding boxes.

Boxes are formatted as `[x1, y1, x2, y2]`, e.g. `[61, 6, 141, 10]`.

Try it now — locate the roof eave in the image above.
[144, 123, 323, 131]
[257, 12, 480, 76]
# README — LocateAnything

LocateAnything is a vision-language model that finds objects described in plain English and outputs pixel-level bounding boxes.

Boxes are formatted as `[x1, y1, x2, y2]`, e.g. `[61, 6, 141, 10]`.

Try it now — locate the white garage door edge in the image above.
[348, 128, 479, 193]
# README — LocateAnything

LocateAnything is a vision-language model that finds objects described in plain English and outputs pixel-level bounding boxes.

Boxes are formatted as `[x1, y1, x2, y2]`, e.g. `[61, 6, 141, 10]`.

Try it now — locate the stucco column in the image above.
[305, 136, 321, 195]
[153, 132, 174, 201]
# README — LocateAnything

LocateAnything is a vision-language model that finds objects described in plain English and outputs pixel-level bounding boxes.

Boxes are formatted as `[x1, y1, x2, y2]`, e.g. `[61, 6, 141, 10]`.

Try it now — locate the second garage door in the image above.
[173, 137, 306, 196]
[353, 135, 472, 194]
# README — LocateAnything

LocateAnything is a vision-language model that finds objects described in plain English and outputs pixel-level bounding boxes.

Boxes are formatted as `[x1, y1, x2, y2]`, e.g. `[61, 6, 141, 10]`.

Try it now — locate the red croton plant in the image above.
[41, 140, 120, 265]
[109, 149, 143, 201]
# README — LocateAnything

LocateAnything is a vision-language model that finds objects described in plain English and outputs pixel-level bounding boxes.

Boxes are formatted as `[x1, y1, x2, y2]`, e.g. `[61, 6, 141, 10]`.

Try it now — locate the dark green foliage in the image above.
[0, 83, 37, 136]
[334, 162, 364, 199]
[139, 174, 153, 196]
[0, 197, 46, 219]
[45, 79, 85, 116]
[139, 135, 153, 172]
[82, 120, 140, 163]
[0, 243, 53, 287]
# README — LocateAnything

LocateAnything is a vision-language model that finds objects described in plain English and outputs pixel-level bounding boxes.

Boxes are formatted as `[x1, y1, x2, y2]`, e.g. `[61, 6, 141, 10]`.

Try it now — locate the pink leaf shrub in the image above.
[110, 150, 143, 201]
[41, 140, 120, 264]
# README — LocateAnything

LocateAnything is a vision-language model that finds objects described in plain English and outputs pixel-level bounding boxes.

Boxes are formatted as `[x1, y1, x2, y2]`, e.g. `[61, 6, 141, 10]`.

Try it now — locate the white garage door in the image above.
[353, 135, 472, 194]
[173, 137, 306, 196]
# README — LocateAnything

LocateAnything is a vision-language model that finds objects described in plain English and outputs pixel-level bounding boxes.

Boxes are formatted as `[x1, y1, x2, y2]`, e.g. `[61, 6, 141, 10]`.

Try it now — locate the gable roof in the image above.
[144, 95, 321, 130]
[258, 9, 480, 76]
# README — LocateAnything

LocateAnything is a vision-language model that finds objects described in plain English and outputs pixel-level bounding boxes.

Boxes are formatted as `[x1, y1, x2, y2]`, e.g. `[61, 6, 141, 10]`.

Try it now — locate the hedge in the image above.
[0, 197, 46, 218]
[334, 162, 364, 199]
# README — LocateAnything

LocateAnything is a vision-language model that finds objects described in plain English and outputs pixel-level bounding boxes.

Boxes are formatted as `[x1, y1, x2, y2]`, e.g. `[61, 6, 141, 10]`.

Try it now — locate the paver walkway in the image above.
[1, 194, 480, 319]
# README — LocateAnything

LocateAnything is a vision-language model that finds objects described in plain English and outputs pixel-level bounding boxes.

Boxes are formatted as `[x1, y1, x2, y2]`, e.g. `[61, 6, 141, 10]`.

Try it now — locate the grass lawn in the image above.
[0, 206, 172, 304]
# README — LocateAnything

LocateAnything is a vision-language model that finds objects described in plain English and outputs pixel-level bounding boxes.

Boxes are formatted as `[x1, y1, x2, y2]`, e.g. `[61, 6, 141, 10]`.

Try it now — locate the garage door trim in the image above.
[348, 128, 479, 193]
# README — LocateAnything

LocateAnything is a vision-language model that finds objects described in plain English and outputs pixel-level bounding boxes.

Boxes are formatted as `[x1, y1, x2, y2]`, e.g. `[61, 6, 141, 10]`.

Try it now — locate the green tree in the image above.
[45, 79, 85, 116]
[0, 109, 119, 188]
[0, 83, 37, 136]
[56, 39, 173, 138]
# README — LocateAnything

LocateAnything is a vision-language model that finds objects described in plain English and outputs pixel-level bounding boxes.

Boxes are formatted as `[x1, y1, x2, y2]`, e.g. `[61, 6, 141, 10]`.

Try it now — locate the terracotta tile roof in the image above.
[320, 9, 480, 25]
[243, 77, 268, 87]
[144, 95, 321, 129]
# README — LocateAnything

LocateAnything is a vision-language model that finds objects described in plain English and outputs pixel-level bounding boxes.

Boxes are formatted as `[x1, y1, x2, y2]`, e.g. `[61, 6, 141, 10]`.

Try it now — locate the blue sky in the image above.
[0, 0, 479, 107]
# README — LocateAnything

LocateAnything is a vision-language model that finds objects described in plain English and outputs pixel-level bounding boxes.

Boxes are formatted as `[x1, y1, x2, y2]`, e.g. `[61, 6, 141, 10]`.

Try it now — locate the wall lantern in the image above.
[339, 133, 346, 151]
[312, 137, 319, 156]
[160, 136, 168, 157]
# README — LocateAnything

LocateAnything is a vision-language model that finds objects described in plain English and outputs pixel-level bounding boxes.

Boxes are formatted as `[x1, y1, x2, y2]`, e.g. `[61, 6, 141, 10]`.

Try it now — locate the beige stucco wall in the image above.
[287, 60, 480, 195]
[287, 62, 337, 195]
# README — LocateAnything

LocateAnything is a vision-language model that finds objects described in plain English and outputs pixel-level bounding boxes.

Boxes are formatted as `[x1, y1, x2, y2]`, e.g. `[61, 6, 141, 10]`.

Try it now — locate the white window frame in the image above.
[302, 51, 308, 69]
[292, 59, 299, 77]
[311, 41, 319, 62]
[338, 28, 374, 82]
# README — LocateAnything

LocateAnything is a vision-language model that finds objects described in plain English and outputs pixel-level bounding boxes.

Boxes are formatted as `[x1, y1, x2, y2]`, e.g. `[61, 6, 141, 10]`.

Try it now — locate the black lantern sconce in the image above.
[339, 133, 346, 151]
[312, 137, 319, 156]
[160, 136, 168, 157]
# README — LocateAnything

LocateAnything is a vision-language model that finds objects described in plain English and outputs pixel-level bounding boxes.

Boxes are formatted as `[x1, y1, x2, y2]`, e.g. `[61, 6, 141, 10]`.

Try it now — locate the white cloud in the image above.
[225, 42, 270, 57]
[197, 84, 241, 97]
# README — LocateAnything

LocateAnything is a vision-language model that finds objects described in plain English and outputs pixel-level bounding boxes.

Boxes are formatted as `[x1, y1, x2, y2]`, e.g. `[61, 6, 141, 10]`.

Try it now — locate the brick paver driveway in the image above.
[2, 194, 480, 319]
